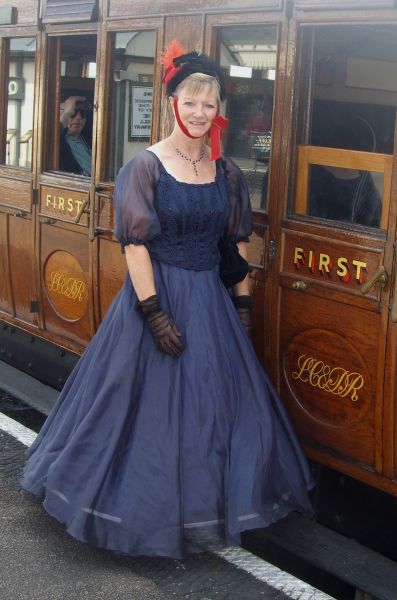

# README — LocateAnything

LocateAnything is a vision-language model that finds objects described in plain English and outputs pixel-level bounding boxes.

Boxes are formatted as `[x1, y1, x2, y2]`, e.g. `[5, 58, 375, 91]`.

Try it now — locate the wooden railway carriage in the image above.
[2, 0, 397, 538]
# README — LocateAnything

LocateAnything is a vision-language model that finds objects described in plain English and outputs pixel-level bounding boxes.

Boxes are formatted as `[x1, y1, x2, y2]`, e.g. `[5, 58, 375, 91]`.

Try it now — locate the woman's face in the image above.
[173, 86, 218, 138]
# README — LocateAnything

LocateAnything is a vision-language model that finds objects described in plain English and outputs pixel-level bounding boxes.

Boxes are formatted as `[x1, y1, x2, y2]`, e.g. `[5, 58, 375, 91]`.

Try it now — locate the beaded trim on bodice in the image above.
[147, 159, 229, 271]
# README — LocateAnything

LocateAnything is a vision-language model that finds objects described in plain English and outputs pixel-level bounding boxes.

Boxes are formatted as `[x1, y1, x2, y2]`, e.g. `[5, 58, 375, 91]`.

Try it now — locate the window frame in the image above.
[42, 30, 98, 178]
[101, 25, 161, 183]
[0, 34, 37, 172]
[294, 145, 392, 230]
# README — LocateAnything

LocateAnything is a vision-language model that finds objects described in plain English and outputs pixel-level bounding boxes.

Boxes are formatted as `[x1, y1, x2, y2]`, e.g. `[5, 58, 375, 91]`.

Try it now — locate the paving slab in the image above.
[0, 427, 314, 600]
[0, 387, 334, 600]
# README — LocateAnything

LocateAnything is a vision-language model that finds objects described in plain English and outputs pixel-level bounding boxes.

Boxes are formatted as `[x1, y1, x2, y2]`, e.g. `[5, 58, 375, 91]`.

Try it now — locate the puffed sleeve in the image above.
[114, 150, 162, 249]
[221, 155, 253, 243]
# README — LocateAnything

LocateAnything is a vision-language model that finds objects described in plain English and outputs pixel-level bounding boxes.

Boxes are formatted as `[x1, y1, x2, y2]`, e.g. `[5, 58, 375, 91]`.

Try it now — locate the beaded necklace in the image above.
[171, 142, 205, 177]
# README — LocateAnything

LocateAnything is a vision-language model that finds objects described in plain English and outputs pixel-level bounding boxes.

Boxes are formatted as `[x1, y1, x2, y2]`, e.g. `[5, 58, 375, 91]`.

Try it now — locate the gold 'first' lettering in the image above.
[293, 246, 368, 284]
[44, 193, 85, 215]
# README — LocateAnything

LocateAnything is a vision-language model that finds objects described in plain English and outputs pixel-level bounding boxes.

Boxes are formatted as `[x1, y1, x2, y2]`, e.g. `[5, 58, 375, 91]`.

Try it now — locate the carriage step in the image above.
[243, 512, 397, 600]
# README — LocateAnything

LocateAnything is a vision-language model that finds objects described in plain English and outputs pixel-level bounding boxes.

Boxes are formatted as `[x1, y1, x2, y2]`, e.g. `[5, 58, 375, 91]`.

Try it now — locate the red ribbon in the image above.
[172, 98, 229, 161]
[172, 97, 200, 139]
[209, 114, 229, 161]
[163, 65, 182, 85]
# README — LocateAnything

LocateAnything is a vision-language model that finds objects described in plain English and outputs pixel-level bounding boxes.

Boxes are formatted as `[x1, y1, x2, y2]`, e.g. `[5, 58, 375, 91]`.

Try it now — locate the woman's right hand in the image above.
[138, 295, 184, 357]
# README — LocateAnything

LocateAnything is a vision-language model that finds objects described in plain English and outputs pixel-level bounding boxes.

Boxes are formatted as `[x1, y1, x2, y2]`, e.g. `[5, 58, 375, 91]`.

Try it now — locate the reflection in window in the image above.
[295, 26, 397, 228]
[107, 31, 156, 180]
[308, 27, 396, 155]
[4, 37, 36, 168]
[309, 165, 382, 227]
[218, 26, 278, 211]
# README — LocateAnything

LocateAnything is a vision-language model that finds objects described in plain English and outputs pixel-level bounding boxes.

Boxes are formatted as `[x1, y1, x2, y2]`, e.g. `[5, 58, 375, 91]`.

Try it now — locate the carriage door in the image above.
[36, 27, 98, 349]
[211, 21, 284, 369]
[0, 34, 38, 330]
[277, 24, 397, 491]
[93, 24, 160, 322]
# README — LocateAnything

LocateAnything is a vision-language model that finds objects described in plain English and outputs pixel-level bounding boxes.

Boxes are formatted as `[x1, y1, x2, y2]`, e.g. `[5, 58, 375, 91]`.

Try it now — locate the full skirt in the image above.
[21, 261, 313, 558]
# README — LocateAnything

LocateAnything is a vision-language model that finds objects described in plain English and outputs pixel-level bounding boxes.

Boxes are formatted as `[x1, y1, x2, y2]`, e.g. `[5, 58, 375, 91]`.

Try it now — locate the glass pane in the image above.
[4, 37, 36, 168]
[295, 25, 397, 228]
[309, 27, 396, 155]
[309, 165, 383, 227]
[218, 26, 278, 211]
[46, 34, 97, 176]
[107, 31, 156, 180]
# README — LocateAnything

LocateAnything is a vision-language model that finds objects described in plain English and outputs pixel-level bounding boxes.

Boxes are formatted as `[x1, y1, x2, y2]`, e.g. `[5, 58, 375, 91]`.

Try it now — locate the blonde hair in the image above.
[173, 73, 220, 102]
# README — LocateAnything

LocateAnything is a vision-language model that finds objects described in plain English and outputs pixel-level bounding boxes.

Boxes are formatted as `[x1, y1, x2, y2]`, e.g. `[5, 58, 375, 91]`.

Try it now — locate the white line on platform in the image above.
[215, 546, 335, 600]
[1, 412, 334, 599]
[0, 412, 37, 447]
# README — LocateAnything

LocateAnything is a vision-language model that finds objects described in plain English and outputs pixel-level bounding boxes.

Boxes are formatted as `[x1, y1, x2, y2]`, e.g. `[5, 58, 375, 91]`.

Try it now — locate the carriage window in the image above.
[294, 26, 396, 229]
[217, 26, 278, 211]
[45, 34, 97, 176]
[3, 37, 36, 169]
[107, 31, 156, 180]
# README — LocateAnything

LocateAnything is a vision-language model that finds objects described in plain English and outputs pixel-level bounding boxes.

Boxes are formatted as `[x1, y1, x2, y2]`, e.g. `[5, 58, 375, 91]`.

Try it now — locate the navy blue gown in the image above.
[21, 150, 313, 558]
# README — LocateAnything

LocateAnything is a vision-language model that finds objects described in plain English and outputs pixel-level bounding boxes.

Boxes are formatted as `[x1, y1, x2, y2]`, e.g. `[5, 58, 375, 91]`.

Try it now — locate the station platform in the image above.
[0, 386, 332, 600]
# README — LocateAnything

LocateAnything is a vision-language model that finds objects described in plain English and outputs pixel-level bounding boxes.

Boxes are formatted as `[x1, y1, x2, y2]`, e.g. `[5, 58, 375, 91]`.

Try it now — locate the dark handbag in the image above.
[218, 236, 249, 288]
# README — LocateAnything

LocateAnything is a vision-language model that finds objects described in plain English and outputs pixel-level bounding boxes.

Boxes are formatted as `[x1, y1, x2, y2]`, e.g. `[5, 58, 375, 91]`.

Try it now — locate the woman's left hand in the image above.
[236, 306, 252, 338]
[233, 295, 253, 338]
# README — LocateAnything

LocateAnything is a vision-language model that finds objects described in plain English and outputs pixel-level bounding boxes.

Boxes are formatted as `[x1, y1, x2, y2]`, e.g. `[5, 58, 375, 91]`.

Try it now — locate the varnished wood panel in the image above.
[0, 176, 31, 211]
[280, 289, 379, 468]
[8, 215, 37, 324]
[249, 215, 271, 369]
[384, 312, 397, 480]
[294, 0, 395, 10]
[40, 185, 89, 225]
[247, 222, 267, 271]
[40, 223, 93, 345]
[97, 238, 125, 320]
[108, 0, 283, 19]
[97, 193, 114, 232]
[281, 231, 384, 300]
[164, 14, 203, 51]
[0, 212, 12, 314]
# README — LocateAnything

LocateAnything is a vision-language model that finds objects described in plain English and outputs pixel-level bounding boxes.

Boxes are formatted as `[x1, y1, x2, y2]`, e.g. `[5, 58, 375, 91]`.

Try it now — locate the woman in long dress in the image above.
[21, 43, 314, 559]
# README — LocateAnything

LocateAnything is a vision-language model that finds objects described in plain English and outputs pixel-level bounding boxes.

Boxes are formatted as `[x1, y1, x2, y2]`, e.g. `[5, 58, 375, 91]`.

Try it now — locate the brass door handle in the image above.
[360, 265, 388, 295]
[292, 280, 308, 291]
[42, 217, 56, 225]
[74, 198, 89, 224]
[74, 185, 97, 240]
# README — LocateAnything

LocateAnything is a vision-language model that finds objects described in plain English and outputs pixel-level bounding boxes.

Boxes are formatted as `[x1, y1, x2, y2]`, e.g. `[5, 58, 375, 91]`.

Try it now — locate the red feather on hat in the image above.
[160, 39, 187, 70]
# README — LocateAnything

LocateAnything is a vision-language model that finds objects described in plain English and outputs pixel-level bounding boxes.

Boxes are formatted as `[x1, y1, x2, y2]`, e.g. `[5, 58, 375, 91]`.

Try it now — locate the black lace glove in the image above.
[233, 295, 253, 338]
[138, 295, 183, 357]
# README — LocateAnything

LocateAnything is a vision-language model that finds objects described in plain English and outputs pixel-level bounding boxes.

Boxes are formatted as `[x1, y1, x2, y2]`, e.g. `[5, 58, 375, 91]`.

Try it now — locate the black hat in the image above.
[163, 49, 226, 101]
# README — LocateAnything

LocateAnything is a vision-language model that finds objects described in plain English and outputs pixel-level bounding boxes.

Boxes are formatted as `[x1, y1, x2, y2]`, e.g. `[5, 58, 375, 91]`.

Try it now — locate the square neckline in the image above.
[145, 149, 219, 187]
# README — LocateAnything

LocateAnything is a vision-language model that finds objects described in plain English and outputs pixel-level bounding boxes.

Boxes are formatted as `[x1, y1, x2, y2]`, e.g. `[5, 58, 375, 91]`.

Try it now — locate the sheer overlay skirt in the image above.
[21, 261, 313, 558]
